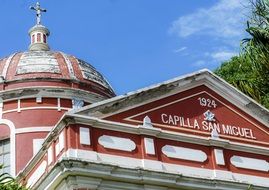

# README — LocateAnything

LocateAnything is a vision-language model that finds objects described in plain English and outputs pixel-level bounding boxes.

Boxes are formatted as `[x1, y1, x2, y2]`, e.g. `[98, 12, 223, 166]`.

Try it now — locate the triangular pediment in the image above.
[73, 70, 269, 147]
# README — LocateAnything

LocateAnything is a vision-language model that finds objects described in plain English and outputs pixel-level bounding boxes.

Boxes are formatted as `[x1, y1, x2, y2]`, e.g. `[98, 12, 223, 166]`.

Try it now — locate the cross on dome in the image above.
[30, 2, 47, 25]
[28, 2, 50, 51]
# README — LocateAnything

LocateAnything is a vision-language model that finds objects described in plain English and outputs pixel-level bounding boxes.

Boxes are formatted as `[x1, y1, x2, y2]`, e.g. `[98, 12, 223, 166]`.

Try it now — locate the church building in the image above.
[0, 3, 269, 190]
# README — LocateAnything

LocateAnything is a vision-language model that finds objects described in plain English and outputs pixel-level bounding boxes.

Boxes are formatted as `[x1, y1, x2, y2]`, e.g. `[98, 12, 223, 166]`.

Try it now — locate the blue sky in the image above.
[0, 0, 249, 95]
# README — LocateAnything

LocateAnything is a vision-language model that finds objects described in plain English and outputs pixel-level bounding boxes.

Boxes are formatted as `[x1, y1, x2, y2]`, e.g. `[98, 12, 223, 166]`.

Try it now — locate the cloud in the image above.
[169, 0, 247, 68]
[169, 0, 247, 42]
[210, 51, 237, 62]
[192, 51, 237, 68]
[193, 60, 206, 67]
[173, 47, 187, 53]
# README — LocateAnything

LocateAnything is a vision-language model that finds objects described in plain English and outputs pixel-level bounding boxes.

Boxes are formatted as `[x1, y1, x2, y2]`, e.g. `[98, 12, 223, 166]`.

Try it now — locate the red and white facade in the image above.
[2, 5, 269, 189]
[16, 70, 269, 190]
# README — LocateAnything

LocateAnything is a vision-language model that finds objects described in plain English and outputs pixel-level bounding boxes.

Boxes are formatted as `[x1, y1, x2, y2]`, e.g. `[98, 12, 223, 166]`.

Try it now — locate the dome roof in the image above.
[0, 51, 115, 98]
[0, 2, 115, 99]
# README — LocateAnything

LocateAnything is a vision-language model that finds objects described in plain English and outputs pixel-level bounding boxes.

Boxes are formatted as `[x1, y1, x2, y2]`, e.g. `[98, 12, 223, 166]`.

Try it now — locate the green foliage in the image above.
[215, 55, 262, 102]
[215, 0, 269, 109]
[0, 165, 27, 190]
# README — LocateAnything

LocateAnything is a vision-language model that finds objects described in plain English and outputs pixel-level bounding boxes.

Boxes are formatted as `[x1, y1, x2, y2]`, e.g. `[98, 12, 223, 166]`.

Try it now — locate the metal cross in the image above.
[30, 2, 47, 25]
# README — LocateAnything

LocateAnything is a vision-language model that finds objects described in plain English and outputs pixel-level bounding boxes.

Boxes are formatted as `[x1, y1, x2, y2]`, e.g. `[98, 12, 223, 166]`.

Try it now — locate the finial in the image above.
[28, 2, 50, 51]
[143, 116, 153, 128]
[30, 2, 47, 25]
[211, 127, 220, 139]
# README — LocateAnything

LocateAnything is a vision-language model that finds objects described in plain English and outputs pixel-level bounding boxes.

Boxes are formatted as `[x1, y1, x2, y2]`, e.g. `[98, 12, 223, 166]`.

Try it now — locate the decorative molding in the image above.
[79, 127, 91, 145]
[2, 107, 70, 114]
[231, 155, 269, 172]
[59, 149, 269, 189]
[0, 119, 16, 176]
[69, 114, 269, 156]
[27, 160, 47, 188]
[98, 135, 136, 152]
[60, 52, 77, 79]
[2, 53, 16, 79]
[15, 127, 53, 134]
[17, 99, 21, 112]
[33, 139, 44, 155]
[162, 145, 207, 162]
[47, 146, 53, 165]
[211, 127, 219, 139]
[57, 98, 61, 111]
[0, 86, 105, 104]
[55, 142, 60, 156]
[72, 98, 84, 110]
[214, 149, 225, 166]
[144, 138, 155, 155]
[36, 96, 42, 103]
[59, 131, 64, 152]
[143, 116, 153, 128]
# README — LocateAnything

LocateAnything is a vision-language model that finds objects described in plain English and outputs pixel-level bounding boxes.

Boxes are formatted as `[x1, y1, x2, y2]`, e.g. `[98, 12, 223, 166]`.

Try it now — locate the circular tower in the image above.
[0, 2, 115, 176]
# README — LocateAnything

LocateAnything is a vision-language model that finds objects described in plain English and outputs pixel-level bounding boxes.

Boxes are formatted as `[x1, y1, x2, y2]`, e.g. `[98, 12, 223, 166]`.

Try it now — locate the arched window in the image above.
[43, 34, 46, 43]
[0, 138, 10, 174]
[32, 34, 35, 43]
[37, 33, 41, 42]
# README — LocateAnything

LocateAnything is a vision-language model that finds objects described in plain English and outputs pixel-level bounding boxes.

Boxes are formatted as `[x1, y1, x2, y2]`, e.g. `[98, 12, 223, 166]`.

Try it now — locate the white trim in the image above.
[0, 86, 105, 103]
[214, 149, 225, 166]
[0, 98, 3, 119]
[83, 83, 203, 119]
[63, 149, 269, 188]
[59, 131, 64, 152]
[35, 164, 259, 190]
[36, 96, 42, 103]
[57, 98, 61, 111]
[69, 114, 269, 156]
[17, 99, 21, 112]
[2, 107, 70, 114]
[98, 135, 136, 152]
[2, 53, 16, 79]
[72, 70, 211, 115]
[27, 160, 47, 188]
[0, 119, 16, 176]
[15, 127, 53, 134]
[231, 155, 269, 172]
[55, 142, 60, 156]
[79, 127, 91, 145]
[162, 145, 207, 162]
[33, 139, 45, 155]
[60, 52, 76, 79]
[144, 138, 155, 155]
[126, 91, 205, 119]
[47, 146, 53, 165]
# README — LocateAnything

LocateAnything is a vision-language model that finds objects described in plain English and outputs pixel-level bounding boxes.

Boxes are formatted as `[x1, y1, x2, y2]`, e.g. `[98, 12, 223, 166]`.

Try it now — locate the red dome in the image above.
[0, 51, 115, 98]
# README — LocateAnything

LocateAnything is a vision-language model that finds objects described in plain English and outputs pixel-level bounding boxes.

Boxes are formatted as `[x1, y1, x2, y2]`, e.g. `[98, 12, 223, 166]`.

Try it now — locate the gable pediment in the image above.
[105, 85, 269, 146]
[74, 70, 269, 147]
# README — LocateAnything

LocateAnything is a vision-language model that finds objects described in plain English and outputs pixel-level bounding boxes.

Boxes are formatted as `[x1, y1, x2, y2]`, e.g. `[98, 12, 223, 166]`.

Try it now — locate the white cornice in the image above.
[32, 155, 268, 190]
[0, 86, 107, 103]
